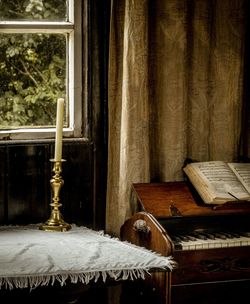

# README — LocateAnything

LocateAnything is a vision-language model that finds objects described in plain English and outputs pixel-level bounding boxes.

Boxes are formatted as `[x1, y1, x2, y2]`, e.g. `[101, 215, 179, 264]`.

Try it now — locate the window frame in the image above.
[0, 0, 84, 141]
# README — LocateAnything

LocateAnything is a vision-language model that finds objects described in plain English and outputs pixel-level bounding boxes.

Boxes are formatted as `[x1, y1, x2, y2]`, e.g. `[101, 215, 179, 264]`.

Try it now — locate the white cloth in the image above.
[0, 224, 175, 290]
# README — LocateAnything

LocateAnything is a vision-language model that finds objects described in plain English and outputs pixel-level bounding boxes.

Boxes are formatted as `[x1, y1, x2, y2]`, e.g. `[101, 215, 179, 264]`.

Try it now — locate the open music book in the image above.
[183, 161, 250, 204]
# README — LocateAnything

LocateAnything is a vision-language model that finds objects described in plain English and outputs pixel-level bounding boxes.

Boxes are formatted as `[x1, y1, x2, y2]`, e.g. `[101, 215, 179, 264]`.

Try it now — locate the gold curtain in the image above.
[106, 0, 246, 236]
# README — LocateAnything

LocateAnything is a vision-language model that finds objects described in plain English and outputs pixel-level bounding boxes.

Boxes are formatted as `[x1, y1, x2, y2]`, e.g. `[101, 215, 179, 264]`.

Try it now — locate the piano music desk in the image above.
[121, 182, 250, 304]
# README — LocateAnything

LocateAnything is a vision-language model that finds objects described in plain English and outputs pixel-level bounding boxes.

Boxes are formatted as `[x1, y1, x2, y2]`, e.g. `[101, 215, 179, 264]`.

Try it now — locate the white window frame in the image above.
[0, 0, 82, 141]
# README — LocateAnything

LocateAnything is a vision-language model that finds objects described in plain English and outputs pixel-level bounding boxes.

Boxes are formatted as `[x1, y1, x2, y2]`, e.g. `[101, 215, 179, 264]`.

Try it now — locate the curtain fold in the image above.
[106, 0, 150, 235]
[106, 0, 247, 236]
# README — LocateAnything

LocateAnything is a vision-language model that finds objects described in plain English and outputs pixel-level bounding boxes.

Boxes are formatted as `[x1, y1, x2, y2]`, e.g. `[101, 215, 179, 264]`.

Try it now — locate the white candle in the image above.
[54, 98, 64, 161]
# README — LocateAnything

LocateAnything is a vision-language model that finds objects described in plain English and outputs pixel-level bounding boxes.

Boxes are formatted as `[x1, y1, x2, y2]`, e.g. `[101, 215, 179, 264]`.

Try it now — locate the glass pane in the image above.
[0, 0, 67, 21]
[0, 33, 67, 129]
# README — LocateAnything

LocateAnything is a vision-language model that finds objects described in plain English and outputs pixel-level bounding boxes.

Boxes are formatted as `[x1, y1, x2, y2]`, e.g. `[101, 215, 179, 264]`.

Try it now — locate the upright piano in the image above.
[121, 182, 250, 304]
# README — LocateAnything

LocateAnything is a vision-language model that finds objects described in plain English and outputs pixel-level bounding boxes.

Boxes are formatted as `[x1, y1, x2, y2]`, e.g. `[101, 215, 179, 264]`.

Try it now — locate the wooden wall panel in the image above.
[7, 144, 52, 225]
[62, 141, 94, 228]
[0, 141, 95, 228]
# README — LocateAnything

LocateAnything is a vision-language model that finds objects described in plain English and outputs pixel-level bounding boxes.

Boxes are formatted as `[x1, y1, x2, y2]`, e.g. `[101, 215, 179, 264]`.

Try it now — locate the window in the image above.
[0, 0, 82, 140]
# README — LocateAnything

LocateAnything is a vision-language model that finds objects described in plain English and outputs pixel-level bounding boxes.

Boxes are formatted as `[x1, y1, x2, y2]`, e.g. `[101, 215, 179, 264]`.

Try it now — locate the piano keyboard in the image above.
[172, 231, 250, 250]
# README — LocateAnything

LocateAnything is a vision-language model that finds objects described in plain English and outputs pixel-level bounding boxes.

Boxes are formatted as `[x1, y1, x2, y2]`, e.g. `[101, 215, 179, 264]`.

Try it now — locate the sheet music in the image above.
[228, 163, 250, 193]
[191, 161, 250, 200]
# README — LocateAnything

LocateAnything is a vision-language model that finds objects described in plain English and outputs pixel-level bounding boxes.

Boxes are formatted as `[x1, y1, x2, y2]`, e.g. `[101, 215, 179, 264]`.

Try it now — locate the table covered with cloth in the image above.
[0, 224, 175, 290]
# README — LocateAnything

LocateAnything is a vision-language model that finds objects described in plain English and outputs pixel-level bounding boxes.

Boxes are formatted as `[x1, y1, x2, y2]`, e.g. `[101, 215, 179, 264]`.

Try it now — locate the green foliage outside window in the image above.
[0, 0, 67, 128]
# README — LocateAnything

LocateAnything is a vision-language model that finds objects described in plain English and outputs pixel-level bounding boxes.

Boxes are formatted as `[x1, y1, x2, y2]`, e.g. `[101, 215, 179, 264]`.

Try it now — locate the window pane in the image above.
[0, 33, 67, 129]
[0, 0, 67, 21]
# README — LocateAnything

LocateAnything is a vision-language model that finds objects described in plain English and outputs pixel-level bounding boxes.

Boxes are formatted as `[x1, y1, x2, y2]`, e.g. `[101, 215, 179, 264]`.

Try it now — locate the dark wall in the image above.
[0, 141, 94, 228]
[0, 0, 110, 230]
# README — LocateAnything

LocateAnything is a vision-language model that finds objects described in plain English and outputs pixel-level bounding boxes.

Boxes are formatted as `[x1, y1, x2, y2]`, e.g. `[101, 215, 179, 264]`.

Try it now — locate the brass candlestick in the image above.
[39, 159, 71, 232]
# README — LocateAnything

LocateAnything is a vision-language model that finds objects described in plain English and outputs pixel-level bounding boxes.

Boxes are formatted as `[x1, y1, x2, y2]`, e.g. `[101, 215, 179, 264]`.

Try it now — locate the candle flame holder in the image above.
[39, 159, 71, 232]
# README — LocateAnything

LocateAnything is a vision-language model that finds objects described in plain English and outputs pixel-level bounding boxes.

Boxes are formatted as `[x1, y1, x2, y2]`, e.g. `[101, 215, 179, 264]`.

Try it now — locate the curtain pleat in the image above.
[106, 0, 150, 235]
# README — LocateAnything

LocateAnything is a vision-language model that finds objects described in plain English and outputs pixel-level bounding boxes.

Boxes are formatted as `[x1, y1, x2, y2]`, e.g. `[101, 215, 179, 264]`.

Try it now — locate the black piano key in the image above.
[227, 232, 241, 238]
[240, 231, 250, 237]
[219, 232, 235, 239]
[172, 236, 182, 243]
[213, 233, 227, 239]
[175, 235, 190, 242]
[191, 232, 207, 240]
[182, 235, 193, 242]
[185, 235, 197, 241]
[203, 233, 216, 240]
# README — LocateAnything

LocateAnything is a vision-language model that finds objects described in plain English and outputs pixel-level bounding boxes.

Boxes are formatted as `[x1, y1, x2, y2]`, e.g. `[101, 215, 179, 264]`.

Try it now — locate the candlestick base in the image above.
[39, 214, 72, 232]
[39, 159, 71, 232]
[40, 224, 71, 232]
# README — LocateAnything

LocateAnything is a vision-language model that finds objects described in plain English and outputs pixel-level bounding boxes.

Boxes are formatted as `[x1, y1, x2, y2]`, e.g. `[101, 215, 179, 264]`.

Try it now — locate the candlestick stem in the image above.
[39, 160, 71, 232]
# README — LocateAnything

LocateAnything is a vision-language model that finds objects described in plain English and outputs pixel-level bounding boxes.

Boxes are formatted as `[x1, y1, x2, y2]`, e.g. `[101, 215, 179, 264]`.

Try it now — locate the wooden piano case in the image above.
[121, 182, 250, 304]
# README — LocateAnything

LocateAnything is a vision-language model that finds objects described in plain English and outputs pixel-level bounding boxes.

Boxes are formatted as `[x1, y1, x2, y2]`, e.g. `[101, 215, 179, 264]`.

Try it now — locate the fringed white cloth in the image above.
[0, 224, 175, 290]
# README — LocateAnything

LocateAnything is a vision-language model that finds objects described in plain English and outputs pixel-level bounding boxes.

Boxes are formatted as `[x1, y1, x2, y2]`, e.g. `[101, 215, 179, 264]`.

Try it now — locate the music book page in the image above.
[228, 163, 250, 193]
[183, 161, 250, 204]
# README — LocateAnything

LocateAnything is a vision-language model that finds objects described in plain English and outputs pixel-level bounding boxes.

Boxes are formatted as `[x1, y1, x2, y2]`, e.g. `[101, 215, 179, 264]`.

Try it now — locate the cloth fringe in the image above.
[0, 263, 173, 290]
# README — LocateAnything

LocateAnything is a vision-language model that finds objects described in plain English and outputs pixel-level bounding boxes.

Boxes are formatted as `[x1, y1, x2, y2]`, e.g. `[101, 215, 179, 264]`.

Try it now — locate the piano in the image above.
[121, 182, 250, 304]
